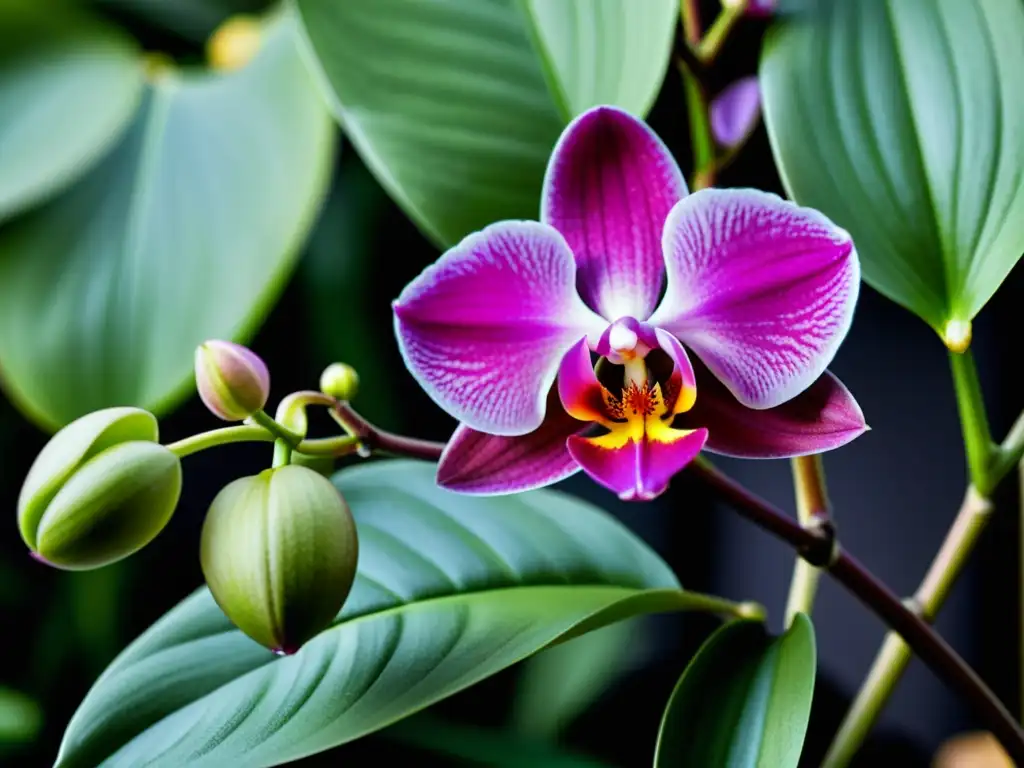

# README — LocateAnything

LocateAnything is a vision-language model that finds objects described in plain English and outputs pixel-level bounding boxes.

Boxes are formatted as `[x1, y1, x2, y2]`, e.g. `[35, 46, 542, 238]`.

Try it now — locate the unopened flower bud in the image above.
[319, 362, 359, 402]
[206, 15, 262, 72]
[18, 407, 182, 570]
[710, 76, 761, 150]
[200, 465, 359, 654]
[195, 340, 269, 421]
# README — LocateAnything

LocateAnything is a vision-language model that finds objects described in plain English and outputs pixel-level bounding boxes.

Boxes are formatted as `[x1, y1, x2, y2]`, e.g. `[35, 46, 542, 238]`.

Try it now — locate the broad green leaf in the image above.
[522, 0, 676, 119]
[57, 460, 742, 768]
[655, 615, 816, 768]
[291, 0, 563, 248]
[292, 0, 673, 248]
[386, 713, 614, 768]
[0, 0, 142, 220]
[0, 7, 334, 431]
[512, 618, 643, 741]
[0, 687, 42, 744]
[761, 0, 1024, 341]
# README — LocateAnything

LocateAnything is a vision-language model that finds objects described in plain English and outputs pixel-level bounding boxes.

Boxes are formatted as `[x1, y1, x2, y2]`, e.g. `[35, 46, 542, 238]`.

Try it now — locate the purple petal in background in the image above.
[677, 360, 867, 458]
[710, 77, 761, 149]
[649, 188, 859, 410]
[437, 391, 585, 494]
[542, 106, 687, 321]
[394, 221, 603, 436]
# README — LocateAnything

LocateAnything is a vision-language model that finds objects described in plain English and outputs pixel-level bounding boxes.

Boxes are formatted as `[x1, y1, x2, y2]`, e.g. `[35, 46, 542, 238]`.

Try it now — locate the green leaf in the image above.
[654, 614, 816, 768]
[512, 618, 643, 741]
[0, 7, 334, 431]
[291, 0, 562, 248]
[57, 460, 741, 768]
[386, 713, 614, 768]
[761, 0, 1024, 339]
[0, 0, 142, 220]
[521, 0, 676, 119]
[292, 0, 674, 248]
[0, 686, 42, 745]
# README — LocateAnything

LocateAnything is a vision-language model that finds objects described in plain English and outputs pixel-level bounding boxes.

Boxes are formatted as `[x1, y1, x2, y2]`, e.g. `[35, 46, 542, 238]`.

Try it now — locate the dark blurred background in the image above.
[2, 1, 1022, 766]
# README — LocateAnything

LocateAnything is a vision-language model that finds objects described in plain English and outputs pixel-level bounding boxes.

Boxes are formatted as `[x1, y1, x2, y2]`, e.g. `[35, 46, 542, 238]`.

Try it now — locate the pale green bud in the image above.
[200, 465, 358, 654]
[195, 340, 270, 422]
[18, 407, 182, 570]
[319, 362, 359, 401]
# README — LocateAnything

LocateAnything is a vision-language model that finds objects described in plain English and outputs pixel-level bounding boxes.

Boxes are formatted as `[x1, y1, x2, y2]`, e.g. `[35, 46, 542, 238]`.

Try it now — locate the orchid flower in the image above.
[393, 106, 866, 501]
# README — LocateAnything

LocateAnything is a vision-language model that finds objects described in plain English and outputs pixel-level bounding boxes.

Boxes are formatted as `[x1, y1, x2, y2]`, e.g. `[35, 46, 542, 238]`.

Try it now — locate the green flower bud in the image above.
[200, 464, 358, 654]
[319, 362, 359, 401]
[195, 340, 270, 421]
[18, 407, 182, 570]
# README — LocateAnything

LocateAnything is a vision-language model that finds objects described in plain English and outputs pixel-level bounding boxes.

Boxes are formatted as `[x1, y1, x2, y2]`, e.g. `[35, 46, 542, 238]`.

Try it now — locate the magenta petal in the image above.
[649, 188, 859, 410]
[710, 77, 761, 149]
[568, 428, 708, 502]
[394, 221, 603, 436]
[542, 106, 687, 321]
[437, 393, 586, 494]
[678, 360, 867, 458]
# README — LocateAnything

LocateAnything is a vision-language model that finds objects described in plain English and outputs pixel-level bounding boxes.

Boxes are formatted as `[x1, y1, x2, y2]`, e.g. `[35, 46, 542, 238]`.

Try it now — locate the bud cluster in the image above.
[17, 340, 365, 653]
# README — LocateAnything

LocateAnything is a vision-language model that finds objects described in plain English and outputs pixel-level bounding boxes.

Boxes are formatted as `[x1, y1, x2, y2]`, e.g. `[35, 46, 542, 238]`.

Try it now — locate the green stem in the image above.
[823, 486, 993, 767]
[165, 425, 272, 458]
[679, 0, 701, 44]
[949, 349, 996, 495]
[784, 455, 829, 626]
[297, 435, 360, 458]
[250, 408, 303, 448]
[677, 59, 715, 189]
[165, 423, 362, 460]
[696, 3, 746, 64]
[989, 409, 1024, 485]
[272, 438, 291, 468]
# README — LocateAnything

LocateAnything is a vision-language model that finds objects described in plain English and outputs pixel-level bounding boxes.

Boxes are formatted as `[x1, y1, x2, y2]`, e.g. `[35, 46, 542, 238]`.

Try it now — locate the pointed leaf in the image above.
[0, 0, 142, 220]
[291, 0, 562, 248]
[56, 460, 742, 768]
[292, 0, 672, 248]
[522, 0, 676, 119]
[0, 8, 334, 430]
[654, 614, 816, 768]
[761, 0, 1024, 337]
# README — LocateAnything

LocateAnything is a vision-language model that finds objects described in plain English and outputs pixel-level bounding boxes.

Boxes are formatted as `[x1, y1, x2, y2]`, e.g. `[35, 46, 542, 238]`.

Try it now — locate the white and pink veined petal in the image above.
[394, 221, 604, 436]
[542, 106, 688, 321]
[648, 188, 859, 410]
[437, 390, 586, 494]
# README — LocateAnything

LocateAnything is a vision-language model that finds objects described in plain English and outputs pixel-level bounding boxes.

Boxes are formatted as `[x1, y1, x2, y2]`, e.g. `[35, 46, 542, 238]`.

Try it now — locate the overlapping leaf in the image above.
[0, 7, 334, 430]
[761, 0, 1024, 338]
[655, 615, 816, 768]
[57, 460, 739, 767]
[293, 0, 675, 248]
[0, 0, 142, 220]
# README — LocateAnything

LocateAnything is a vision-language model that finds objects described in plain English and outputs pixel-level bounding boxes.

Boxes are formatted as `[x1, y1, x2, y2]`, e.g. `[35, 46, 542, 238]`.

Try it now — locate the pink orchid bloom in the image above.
[393, 106, 866, 501]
